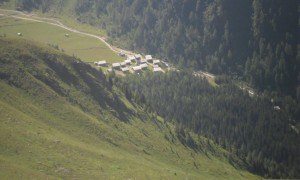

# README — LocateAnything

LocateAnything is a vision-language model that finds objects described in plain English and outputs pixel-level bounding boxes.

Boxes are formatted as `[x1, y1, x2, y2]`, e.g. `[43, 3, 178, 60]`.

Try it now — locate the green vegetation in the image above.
[0, 14, 122, 63]
[2, 0, 298, 113]
[71, 0, 300, 98]
[0, 38, 259, 179]
[0, 0, 299, 179]
[207, 77, 218, 87]
[118, 71, 300, 178]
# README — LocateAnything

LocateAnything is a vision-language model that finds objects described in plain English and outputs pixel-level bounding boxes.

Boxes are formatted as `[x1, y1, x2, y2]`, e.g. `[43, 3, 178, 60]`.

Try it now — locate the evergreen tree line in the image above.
[8, 0, 300, 99]
[114, 71, 300, 178]
[72, 0, 299, 98]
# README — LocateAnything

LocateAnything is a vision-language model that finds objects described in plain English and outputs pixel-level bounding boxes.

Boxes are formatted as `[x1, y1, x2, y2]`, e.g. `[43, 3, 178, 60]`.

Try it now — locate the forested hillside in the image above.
[2, 0, 299, 97]
[77, 0, 300, 98]
[117, 72, 300, 178]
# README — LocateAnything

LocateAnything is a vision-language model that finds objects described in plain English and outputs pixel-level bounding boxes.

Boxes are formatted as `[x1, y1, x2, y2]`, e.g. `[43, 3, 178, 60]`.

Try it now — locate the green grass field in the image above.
[0, 1, 106, 37]
[0, 16, 122, 63]
[0, 38, 260, 179]
[207, 77, 219, 87]
[0, 80, 258, 179]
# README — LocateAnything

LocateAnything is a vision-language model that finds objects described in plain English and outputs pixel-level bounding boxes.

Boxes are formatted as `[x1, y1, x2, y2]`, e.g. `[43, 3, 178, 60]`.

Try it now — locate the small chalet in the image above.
[140, 63, 148, 69]
[96, 60, 107, 66]
[145, 55, 153, 63]
[132, 66, 142, 73]
[140, 59, 147, 64]
[153, 59, 160, 65]
[121, 62, 127, 67]
[121, 67, 129, 73]
[17, 33, 22, 36]
[112, 63, 121, 69]
[124, 59, 132, 65]
[128, 55, 136, 62]
[135, 54, 142, 61]
[119, 51, 125, 57]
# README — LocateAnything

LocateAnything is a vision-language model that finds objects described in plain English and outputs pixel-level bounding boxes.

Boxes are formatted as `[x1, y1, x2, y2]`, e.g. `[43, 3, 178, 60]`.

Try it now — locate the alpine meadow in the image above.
[0, 0, 299, 179]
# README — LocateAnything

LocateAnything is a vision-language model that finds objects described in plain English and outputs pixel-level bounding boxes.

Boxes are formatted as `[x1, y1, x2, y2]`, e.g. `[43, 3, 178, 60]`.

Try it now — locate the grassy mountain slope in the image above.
[0, 1, 107, 37]
[0, 38, 259, 179]
[0, 11, 122, 63]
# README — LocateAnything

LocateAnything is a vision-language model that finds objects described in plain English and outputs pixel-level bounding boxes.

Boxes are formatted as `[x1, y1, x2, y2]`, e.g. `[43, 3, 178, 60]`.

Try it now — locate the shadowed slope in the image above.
[0, 38, 259, 179]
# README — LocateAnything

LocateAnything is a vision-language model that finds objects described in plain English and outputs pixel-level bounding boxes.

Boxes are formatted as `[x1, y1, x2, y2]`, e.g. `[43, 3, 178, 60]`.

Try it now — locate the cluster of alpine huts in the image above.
[94, 53, 163, 74]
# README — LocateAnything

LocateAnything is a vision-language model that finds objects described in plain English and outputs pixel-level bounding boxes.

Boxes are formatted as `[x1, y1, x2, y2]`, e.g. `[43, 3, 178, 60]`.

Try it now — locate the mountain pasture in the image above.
[0, 16, 122, 63]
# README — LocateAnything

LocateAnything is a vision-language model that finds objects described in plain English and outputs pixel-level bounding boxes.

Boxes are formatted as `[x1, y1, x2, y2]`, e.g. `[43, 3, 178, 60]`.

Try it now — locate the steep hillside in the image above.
[75, 0, 299, 99]
[1, 0, 299, 101]
[0, 1, 299, 178]
[0, 38, 259, 179]
[118, 72, 300, 178]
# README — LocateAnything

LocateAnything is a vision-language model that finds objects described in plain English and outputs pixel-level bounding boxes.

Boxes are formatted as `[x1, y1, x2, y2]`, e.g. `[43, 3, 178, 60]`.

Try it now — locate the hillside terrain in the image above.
[0, 9, 122, 63]
[0, 0, 299, 179]
[2, 0, 298, 97]
[118, 72, 300, 178]
[1, 0, 298, 115]
[1, 1, 299, 92]
[0, 38, 259, 179]
[73, 0, 300, 98]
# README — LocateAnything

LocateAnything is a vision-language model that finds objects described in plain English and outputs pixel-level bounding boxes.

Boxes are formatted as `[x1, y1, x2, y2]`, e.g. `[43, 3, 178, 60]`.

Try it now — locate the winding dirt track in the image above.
[0, 8, 133, 55]
[0, 9, 218, 78]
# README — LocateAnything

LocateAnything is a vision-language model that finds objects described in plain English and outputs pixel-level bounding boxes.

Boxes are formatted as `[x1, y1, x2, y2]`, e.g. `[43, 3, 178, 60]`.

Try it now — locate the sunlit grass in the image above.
[0, 16, 122, 63]
[207, 77, 219, 87]
[0, 26, 260, 180]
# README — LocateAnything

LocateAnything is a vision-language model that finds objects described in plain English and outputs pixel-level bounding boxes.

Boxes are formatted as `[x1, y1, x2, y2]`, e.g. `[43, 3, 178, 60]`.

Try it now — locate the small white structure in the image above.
[121, 62, 127, 67]
[153, 67, 163, 72]
[95, 60, 107, 66]
[140, 59, 147, 64]
[274, 106, 281, 111]
[124, 59, 132, 65]
[17, 33, 22, 36]
[127, 55, 136, 62]
[153, 59, 160, 65]
[248, 90, 255, 96]
[112, 63, 121, 69]
[140, 63, 148, 69]
[135, 54, 142, 60]
[107, 68, 113, 72]
[145, 55, 153, 63]
[65, 34, 69, 37]
[132, 66, 142, 73]
[119, 51, 125, 57]
[121, 67, 129, 73]
[136, 54, 142, 64]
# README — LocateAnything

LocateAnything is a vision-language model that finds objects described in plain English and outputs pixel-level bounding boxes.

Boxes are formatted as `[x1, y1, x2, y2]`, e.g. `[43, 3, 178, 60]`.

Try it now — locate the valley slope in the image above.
[0, 1, 299, 178]
[0, 38, 258, 179]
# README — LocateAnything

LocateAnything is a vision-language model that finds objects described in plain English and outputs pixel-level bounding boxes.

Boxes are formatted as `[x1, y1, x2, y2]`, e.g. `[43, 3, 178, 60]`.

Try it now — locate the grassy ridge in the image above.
[0, 15, 122, 63]
[0, 38, 259, 179]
